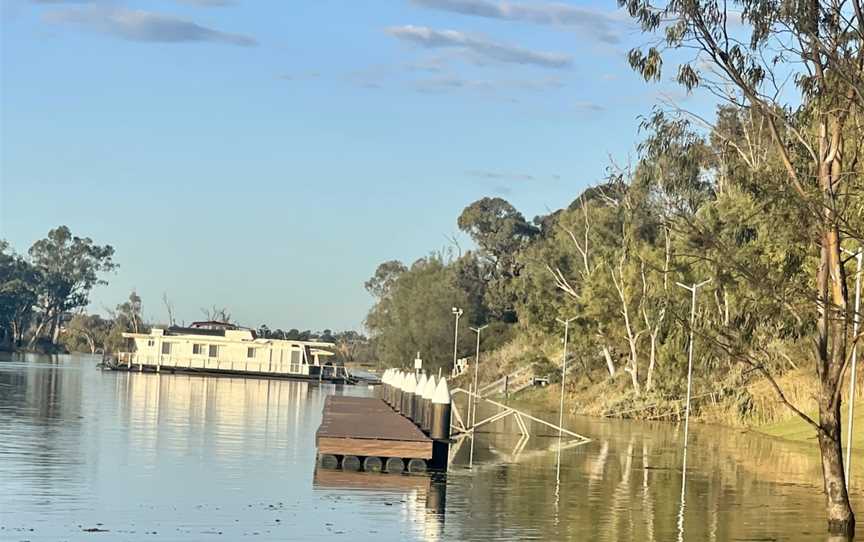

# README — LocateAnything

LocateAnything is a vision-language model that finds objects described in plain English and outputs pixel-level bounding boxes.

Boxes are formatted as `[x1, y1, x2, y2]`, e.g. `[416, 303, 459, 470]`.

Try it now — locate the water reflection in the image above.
[0, 353, 861, 541]
[312, 469, 447, 540]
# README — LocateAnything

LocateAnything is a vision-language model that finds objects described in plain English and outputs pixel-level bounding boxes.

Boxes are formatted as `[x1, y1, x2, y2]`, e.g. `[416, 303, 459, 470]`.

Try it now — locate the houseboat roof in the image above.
[189, 320, 237, 330]
[166, 325, 229, 337]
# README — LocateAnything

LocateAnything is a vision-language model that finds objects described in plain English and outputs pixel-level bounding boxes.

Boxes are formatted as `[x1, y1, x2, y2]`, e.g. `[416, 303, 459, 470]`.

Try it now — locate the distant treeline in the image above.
[0, 226, 117, 352]
[0, 227, 373, 365]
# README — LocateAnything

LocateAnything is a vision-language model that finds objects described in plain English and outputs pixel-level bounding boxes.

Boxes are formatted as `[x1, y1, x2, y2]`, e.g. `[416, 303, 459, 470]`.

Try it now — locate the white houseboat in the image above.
[113, 321, 352, 383]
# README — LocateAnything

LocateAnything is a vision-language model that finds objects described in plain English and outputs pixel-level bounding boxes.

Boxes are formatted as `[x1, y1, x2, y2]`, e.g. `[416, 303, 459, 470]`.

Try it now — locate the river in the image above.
[0, 353, 861, 541]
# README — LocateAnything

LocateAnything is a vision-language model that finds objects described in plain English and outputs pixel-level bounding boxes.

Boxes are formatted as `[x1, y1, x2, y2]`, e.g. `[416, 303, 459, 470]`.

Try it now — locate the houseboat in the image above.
[110, 321, 354, 383]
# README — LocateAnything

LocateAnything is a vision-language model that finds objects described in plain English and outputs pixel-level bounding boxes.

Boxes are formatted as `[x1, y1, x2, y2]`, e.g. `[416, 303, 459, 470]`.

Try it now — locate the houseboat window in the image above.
[161, 342, 172, 355]
[193, 343, 204, 355]
[208, 345, 219, 358]
[247, 347, 255, 358]
[289, 348, 301, 373]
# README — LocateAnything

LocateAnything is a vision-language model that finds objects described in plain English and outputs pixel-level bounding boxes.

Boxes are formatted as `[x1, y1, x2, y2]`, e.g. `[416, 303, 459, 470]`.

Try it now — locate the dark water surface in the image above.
[0, 353, 861, 541]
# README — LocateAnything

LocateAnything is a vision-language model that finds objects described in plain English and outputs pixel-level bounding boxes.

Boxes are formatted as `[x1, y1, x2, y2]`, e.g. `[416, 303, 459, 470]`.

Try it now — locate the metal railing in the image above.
[450, 387, 591, 442]
[112, 352, 351, 380]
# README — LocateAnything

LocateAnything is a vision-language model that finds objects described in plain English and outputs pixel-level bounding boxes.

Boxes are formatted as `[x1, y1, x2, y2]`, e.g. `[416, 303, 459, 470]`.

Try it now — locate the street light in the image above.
[451, 307, 463, 375]
[675, 278, 710, 542]
[468, 324, 489, 428]
[555, 316, 577, 481]
[468, 324, 489, 468]
[842, 246, 862, 487]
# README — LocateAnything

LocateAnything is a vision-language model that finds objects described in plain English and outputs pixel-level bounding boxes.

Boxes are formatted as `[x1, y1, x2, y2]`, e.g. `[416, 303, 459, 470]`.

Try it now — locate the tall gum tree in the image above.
[28, 226, 116, 346]
[620, 0, 864, 533]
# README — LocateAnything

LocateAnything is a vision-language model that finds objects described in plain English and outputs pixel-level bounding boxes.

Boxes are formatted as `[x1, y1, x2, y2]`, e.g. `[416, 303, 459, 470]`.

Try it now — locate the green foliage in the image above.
[61, 313, 111, 354]
[457, 197, 539, 320]
[0, 241, 40, 348]
[365, 253, 480, 370]
[27, 226, 117, 346]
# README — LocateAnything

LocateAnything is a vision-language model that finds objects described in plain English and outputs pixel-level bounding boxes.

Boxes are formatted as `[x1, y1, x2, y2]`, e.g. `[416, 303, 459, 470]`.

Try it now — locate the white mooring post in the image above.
[675, 278, 710, 542]
[415, 372, 428, 427]
[403, 372, 417, 421]
[382, 369, 391, 405]
[421, 374, 436, 434]
[430, 377, 452, 471]
[394, 371, 405, 414]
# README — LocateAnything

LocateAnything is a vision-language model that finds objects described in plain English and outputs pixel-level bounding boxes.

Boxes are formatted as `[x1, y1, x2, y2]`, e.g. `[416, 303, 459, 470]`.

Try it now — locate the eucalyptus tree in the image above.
[365, 254, 476, 369]
[0, 241, 40, 348]
[621, 0, 864, 532]
[27, 226, 117, 346]
[458, 197, 539, 320]
[63, 313, 110, 354]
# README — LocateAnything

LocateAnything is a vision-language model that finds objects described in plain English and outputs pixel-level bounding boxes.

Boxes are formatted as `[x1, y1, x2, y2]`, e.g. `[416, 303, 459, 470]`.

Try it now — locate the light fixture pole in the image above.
[842, 246, 863, 487]
[451, 307, 463, 375]
[468, 324, 488, 429]
[555, 316, 577, 481]
[675, 278, 710, 542]
[467, 325, 487, 468]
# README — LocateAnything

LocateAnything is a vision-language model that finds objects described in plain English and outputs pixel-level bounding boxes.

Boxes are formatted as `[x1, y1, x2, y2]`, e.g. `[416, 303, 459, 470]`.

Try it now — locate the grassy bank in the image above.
[458, 334, 864, 448]
[757, 396, 864, 449]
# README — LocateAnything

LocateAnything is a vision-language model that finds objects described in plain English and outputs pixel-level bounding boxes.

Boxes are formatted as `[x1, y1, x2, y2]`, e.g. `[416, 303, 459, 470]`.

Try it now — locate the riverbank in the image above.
[454, 334, 864, 449]
[506, 379, 864, 449]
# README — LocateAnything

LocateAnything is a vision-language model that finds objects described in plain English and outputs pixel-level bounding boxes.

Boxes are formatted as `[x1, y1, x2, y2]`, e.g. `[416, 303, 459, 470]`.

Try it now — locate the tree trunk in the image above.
[624, 337, 641, 395]
[815, 121, 855, 535]
[645, 332, 658, 392]
[817, 393, 854, 535]
[602, 346, 616, 376]
[612, 256, 641, 395]
[28, 318, 47, 348]
[51, 311, 62, 345]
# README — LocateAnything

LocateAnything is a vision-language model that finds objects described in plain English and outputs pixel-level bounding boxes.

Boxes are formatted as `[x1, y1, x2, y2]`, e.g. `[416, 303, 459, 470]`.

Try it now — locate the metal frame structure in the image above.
[449, 387, 591, 443]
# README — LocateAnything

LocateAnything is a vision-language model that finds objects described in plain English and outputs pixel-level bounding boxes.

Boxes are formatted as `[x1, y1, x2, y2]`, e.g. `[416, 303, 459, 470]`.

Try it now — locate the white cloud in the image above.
[466, 170, 535, 181]
[574, 100, 605, 112]
[386, 25, 572, 69]
[44, 6, 257, 46]
[411, 0, 622, 44]
[413, 75, 563, 93]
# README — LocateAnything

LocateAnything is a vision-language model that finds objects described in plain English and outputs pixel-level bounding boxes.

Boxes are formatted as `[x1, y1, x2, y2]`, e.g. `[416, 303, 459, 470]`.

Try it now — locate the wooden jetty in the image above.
[315, 396, 433, 473]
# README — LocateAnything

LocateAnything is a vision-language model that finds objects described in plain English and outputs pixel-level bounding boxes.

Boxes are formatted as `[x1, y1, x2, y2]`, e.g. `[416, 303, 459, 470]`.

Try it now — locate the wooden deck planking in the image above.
[316, 396, 433, 459]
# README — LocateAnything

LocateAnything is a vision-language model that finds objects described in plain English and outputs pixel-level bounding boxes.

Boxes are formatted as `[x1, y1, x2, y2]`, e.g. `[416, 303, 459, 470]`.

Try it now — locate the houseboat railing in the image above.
[113, 352, 350, 380]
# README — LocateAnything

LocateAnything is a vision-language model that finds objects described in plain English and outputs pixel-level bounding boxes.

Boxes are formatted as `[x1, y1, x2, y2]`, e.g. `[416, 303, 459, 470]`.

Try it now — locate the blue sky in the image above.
[1, 0, 715, 331]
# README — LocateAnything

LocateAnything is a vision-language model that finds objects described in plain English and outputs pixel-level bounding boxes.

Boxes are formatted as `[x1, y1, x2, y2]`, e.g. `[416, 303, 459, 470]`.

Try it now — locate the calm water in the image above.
[0, 354, 861, 541]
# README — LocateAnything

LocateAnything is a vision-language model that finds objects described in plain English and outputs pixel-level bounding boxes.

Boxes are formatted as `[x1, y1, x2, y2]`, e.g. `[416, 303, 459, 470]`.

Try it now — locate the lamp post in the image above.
[468, 325, 488, 429]
[451, 307, 463, 375]
[675, 278, 710, 542]
[842, 246, 863, 487]
[555, 316, 577, 481]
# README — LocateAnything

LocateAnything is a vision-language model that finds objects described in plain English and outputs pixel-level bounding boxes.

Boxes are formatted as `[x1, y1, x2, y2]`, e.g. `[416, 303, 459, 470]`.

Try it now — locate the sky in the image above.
[0, 0, 716, 332]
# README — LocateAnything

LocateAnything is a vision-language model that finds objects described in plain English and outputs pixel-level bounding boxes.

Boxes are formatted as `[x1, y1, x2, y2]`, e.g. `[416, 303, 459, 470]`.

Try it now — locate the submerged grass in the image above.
[757, 395, 864, 450]
[468, 335, 864, 449]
